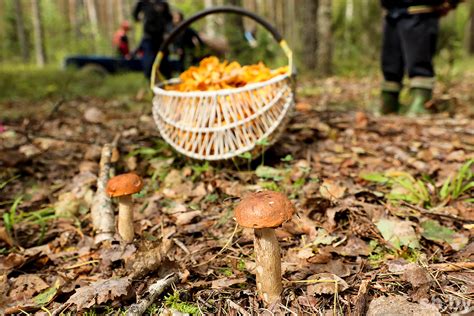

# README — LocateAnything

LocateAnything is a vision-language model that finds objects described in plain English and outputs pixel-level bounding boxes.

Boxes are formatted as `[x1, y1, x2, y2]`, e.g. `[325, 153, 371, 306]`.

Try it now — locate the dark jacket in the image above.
[381, 0, 459, 9]
[133, 0, 172, 40]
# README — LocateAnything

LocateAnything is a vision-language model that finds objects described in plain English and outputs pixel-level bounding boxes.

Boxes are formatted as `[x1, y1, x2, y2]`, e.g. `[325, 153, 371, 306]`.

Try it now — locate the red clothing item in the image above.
[113, 29, 130, 57]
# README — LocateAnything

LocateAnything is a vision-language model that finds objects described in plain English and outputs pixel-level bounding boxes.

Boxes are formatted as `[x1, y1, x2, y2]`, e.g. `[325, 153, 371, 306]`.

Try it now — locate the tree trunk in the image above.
[243, 0, 257, 33]
[299, 0, 318, 72]
[317, 0, 332, 76]
[343, 0, 354, 56]
[14, 0, 29, 62]
[470, 2, 474, 55]
[203, 0, 217, 37]
[286, 0, 298, 56]
[224, 0, 246, 57]
[116, 0, 125, 23]
[32, 0, 47, 66]
[69, 0, 81, 38]
[106, 0, 115, 39]
[85, 0, 99, 45]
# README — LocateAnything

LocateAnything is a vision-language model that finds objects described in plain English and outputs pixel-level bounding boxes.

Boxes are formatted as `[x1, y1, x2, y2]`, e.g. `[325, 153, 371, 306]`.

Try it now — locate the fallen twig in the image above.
[193, 223, 239, 267]
[91, 134, 121, 243]
[36, 98, 66, 132]
[429, 262, 474, 272]
[126, 273, 178, 316]
[353, 280, 369, 316]
[400, 201, 474, 224]
[227, 299, 250, 316]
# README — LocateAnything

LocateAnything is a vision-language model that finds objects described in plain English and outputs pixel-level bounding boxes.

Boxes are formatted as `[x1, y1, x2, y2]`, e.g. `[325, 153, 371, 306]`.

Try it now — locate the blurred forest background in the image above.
[0, 0, 473, 102]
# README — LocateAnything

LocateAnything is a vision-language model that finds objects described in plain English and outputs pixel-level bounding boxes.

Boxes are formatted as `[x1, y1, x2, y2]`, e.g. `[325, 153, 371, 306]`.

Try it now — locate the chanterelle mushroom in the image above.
[234, 191, 295, 305]
[106, 173, 143, 243]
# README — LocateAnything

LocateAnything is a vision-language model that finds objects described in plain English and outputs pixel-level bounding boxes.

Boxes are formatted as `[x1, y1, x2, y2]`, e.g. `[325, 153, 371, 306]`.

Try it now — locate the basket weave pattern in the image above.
[152, 74, 294, 160]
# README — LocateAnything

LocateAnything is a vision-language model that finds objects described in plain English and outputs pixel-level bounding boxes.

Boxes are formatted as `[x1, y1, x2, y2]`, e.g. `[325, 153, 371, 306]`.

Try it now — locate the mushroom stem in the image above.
[254, 227, 282, 304]
[117, 195, 134, 243]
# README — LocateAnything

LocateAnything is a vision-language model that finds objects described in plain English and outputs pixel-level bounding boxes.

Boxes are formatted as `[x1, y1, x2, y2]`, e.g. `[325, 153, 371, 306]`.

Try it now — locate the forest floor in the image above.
[0, 74, 473, 315]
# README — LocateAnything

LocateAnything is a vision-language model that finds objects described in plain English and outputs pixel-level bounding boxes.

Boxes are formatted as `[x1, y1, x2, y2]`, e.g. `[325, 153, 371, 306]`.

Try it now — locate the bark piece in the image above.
[91, 143, 115, 243]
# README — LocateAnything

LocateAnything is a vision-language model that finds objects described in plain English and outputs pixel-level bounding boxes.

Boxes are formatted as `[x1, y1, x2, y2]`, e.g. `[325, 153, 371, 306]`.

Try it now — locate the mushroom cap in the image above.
[234, 191, 295, 228]
[106, 173, 143, 197]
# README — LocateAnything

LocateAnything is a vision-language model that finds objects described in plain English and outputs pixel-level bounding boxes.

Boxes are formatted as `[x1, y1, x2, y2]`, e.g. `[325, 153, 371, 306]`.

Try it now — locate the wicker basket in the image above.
[151, 6, 295, 161]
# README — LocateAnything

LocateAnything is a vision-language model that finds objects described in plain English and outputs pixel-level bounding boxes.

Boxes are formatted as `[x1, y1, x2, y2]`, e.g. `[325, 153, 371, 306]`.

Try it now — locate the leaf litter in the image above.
[0, 77, 473, 315]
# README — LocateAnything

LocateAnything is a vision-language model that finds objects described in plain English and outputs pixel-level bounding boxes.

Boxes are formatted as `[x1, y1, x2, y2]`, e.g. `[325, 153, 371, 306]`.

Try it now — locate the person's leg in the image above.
[398, 14, 439, 115]
[380, 17, 405, 114]
[140, 38, 156, 79]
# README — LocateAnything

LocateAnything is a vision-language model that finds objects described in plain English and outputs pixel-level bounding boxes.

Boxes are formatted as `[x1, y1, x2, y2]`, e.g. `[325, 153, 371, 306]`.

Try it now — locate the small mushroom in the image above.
[106, 173, 143, 243]
[234, 191, 295, 305]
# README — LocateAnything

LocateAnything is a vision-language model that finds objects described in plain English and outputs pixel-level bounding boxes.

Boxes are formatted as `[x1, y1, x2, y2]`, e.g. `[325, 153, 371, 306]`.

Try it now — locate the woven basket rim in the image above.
[152, 73, 290, 97]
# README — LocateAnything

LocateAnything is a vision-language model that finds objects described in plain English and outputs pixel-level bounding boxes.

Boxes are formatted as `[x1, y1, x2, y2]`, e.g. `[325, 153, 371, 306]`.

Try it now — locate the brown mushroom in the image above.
[234, 191, 295, 305]
[106, 173, 143, 243]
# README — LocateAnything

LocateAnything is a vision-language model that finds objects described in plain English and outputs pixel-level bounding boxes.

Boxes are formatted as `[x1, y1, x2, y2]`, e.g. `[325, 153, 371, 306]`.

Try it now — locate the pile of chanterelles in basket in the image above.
[165, 56, 288, 91]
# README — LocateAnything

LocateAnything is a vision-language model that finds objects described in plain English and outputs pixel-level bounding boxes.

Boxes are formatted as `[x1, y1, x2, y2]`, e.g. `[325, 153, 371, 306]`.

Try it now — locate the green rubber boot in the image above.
[380, 81, 401, 114]
[406, 77, 434, 116]
[406, 88, 432, 116]
[381, 90, 400, 114]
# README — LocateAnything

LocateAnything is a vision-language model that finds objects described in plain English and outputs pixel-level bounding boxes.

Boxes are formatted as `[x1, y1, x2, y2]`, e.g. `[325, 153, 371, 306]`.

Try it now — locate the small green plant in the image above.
[256, 137, 270, 165]
[191, 162, 210, 181]
[219, 267, 233, 277]
[255, 165, 285, 181]
[205, 193, 219, 203]
[0, 175, 20, 191]
[238, 152, 253, 170]
[237, 257, 246, 271]
[164, 290, 200, 315]
[3, 196, 58, 245]
[361, 160, 474, 207]
[386, 171, 430, 206]
[146, 304, 160, 315]
[3, 196, 23, 236]
[258, 181, 280, 191]
[368, 240, 392, 267]
[439, 159, 473, 202]
[26, 207, 57, 244]
[281, 154, 294, 162]
[360, 171, 431, 207]
[127, 140, 173, 160]
[292, 177, 306, 190]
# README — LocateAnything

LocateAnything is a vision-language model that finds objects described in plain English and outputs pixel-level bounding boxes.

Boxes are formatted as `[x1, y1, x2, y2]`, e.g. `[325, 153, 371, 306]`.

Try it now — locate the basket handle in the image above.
[150, 5, 294, 89]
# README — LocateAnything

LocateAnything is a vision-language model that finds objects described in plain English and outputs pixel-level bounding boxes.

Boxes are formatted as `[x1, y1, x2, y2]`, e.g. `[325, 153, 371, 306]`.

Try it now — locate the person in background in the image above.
[113, 21, 131, 58]
[133, 0, 172, 79]
[379, 0, 462, 115]
[168, 10, 204, 75]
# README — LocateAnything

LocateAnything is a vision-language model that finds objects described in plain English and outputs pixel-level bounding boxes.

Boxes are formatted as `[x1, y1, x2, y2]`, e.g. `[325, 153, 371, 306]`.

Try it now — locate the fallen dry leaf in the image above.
[174, 210, 202, 226]
[402, 263, 432, 288]
[0, 253, 25, 273]
[65, 277, 130, 310]
[320, 179, 346, 200]
[295, 102, 312, 112]
[306, 273, 349, 295]
[355, 111, 368, 129]
[8, 274, 49, 302]
[332, 236, 371, 257]
[211, 277, 247, 289]
[376, 218, 420, 250]
[367, 295, 440, 316]
[309, 259, 352, 277]
[83, 107, 106, 124]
